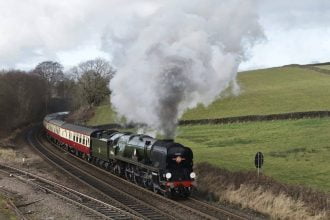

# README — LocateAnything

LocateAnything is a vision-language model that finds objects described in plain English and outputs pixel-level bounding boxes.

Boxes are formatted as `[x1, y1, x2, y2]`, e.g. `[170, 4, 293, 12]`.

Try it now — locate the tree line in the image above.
[0, 58, 115, 134]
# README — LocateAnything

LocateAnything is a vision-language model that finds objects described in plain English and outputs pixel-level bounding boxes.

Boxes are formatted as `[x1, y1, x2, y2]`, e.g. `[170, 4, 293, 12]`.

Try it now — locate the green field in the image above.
[176, 118, 330, 192]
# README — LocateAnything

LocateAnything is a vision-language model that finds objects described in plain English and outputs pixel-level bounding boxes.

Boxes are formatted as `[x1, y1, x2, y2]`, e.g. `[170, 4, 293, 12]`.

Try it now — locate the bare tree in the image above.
[32, 61, 65, 112]
[70, 58, 115, 106]
[78, 70, 111, 106]
[33, 61, 64, 87]
[72, 58, 115, 80]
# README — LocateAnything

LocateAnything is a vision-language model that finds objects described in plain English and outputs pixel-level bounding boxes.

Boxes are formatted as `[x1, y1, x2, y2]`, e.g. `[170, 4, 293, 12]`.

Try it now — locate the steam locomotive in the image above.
[43, 112, 195, 197]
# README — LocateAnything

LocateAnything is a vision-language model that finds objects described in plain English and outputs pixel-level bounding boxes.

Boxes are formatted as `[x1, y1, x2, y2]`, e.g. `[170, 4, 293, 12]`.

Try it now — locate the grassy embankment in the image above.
[87, 105, 117, 126]
[87, 66, 330, 192]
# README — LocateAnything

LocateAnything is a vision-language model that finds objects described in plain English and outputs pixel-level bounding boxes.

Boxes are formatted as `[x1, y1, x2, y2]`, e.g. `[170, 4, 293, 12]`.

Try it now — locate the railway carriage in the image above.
[43, 112, 195, 198]
[44, 112, 100, 158]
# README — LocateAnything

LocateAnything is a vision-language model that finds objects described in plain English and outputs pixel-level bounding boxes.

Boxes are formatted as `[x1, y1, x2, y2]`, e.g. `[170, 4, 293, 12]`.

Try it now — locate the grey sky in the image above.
[240, 0, 330, 69]
[0, 0, 329, 71]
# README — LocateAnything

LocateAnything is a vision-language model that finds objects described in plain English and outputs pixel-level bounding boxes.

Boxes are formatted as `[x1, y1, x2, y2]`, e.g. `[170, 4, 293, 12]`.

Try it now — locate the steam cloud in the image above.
[109, 0, 264, 138]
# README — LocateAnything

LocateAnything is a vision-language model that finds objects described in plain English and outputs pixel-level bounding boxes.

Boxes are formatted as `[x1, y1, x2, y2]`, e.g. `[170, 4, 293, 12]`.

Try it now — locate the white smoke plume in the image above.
[109, 0, 264, 138]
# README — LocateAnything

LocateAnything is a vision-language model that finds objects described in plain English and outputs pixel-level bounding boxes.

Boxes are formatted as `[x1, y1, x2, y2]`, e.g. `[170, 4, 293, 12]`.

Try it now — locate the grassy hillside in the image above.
[183, 66, 330, 120]
[176, 118, 330, 192]
[89, 66, 330, 124]
[312, 64, 330, 70]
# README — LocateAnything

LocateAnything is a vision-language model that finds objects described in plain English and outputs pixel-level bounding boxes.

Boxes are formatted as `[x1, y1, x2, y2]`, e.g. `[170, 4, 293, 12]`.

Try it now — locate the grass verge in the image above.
[196, 163, 329, 219]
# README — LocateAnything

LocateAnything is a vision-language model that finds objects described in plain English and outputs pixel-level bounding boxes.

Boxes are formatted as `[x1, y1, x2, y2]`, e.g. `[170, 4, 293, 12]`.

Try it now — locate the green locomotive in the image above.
[91, 130, 195, 197]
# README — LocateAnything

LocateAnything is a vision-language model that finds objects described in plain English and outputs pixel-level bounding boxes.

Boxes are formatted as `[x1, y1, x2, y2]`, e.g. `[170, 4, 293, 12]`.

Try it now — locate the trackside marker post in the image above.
[255, 152, 264, 177]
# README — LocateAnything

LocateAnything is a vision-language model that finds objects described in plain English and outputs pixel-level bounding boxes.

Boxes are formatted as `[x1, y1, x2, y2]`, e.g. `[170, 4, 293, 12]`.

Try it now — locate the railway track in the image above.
[28, 125, 250, 219]
[27, 127, 171, 220]
[0, 163, 138, 220]
[182, 197, 250, 220]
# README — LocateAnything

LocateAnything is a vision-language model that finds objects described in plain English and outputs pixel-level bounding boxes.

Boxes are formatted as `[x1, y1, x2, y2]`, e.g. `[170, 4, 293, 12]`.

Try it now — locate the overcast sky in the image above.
[0, 0, 329, 71]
